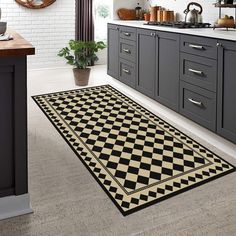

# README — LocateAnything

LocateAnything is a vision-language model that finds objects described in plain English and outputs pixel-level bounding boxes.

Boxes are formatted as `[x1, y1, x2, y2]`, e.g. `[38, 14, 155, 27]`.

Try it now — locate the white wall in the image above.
[145, 0, 234, 24]
[0, 0, 129, 69]
[0, 0, 75, 69]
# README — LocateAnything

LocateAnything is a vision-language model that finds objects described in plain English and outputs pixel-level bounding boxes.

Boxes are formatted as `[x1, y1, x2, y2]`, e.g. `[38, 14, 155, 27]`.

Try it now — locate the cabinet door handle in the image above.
[216, 42, 222, 47]
[188, 98, 203, 107]
[189, 44, 204, 50]
[151, 33, 156, 37]
[124, 32, 131, 36]
[122, 68, 130, 74]
[123, 48, 131, 54]
[188, 68, 203, 75]
[116, 27, 119, 30]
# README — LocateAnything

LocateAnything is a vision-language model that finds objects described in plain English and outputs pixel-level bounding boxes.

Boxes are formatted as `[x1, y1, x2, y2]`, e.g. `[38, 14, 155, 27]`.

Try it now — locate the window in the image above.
[93, 0, 113, 42]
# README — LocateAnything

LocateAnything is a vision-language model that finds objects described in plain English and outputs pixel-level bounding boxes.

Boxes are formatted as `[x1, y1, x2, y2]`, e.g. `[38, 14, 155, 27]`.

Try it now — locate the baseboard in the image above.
[0, 194, 33, 221]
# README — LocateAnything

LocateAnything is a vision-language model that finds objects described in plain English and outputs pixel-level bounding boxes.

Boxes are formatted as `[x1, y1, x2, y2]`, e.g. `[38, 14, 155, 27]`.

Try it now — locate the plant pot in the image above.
[73, 68, 91, 86]
[144, 13, 151, 21]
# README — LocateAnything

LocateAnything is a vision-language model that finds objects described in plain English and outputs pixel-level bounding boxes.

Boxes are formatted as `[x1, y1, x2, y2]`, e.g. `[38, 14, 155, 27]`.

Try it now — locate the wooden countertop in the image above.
[0, 29, 35, 57]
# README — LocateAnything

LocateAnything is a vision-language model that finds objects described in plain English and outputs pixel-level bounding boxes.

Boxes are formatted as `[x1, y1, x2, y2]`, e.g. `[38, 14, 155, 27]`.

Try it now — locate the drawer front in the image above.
[120, 26, 137, 41]
[180, 35, 217, 59]
[119, 39, 136, 63]
[180, 53, 217, 92]
[180, 81, 216, 131]
[119, 59, 136, 88]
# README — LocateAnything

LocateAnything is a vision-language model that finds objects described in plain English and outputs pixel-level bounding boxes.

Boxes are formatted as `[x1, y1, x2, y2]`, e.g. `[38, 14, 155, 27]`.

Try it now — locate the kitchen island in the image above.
[108, 20, 236, 144]
[0, 30, 35, 220]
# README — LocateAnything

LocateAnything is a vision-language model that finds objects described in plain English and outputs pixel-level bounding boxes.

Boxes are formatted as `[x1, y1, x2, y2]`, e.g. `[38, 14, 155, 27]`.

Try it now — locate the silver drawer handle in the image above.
[189, 44, 204, 50]
[188, 98, 202, 107]
[122, 68, 130, 74]
[123, 48, 131, 54]
[151, 33, 156, 37]
[124, 32, 131, 36]
[188, 68, 203, 75]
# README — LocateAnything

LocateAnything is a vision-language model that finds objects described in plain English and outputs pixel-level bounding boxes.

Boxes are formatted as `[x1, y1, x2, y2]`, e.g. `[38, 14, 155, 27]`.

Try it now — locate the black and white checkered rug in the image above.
[33, 85, 235, 216]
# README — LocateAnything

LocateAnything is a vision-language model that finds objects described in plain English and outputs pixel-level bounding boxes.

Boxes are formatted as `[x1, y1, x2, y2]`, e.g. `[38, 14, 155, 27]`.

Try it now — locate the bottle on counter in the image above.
[135, 3, 142, 20]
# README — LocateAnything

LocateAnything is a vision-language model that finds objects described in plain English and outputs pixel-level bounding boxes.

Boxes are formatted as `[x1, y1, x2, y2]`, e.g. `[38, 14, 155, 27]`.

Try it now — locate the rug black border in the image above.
[32, 84, 236, 216]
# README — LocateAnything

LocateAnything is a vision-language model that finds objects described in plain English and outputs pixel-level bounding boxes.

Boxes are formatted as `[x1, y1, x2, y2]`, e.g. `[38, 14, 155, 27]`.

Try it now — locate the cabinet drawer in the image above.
[119, 39, 136, 63]
[180, 81, 216, 131]
[119, 59, 136, 88]
[180, 53, 217, 92]
[120, 26, 137, 41]
[180, 35, 217, 59]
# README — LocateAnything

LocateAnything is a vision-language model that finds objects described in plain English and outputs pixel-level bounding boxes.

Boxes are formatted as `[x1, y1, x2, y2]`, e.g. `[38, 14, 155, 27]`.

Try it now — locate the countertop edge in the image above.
[108, 20, 236, 42]
[0, 29, 35, 57]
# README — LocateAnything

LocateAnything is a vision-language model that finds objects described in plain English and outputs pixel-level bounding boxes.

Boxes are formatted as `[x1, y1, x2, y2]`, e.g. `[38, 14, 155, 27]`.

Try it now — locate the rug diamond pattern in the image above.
[33, 85, 235, 215]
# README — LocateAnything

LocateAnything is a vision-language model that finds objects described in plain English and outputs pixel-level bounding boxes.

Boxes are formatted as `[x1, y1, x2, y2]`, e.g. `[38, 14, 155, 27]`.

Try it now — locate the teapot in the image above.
[184, 2, 203, 24]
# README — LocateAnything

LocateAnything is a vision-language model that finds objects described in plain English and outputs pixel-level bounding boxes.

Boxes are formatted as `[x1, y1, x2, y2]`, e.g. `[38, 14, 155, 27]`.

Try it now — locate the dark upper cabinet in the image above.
[156, 32, 180, 111]
[136, 29, 157, 99]
[107, 24, 119, 79]
[217, 40, 236, 143]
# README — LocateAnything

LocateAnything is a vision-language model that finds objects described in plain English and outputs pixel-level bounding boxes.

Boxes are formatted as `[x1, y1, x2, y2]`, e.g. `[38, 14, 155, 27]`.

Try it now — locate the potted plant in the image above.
[143, 9, 151, 21]
[58, 40, 106, 86]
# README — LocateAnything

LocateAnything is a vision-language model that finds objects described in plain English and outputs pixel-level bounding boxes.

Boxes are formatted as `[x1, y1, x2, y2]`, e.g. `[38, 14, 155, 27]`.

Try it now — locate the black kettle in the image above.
[184, 2, 203, 24]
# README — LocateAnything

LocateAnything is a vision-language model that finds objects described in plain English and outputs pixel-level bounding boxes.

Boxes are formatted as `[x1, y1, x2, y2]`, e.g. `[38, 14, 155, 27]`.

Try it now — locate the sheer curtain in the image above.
[75, 0, 94, 41]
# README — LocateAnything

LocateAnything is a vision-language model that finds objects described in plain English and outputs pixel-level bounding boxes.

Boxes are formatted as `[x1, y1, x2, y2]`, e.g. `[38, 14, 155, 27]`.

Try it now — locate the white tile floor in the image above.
[28, 65, 236, 160]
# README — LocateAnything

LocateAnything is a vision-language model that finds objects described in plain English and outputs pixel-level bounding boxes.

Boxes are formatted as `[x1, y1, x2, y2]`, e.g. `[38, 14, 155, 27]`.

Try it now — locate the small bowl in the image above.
[0, 22, 7, 35]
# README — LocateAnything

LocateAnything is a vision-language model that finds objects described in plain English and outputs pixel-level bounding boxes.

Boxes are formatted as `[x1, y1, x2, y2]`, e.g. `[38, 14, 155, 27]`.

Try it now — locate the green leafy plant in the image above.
[58, 40, 106, 69]
[96, 4, 110, 18]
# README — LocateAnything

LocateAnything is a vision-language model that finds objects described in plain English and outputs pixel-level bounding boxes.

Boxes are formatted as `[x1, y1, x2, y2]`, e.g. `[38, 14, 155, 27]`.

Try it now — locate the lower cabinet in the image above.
[0, 56, 28, 197]
[217, 40, 236, 143]
[180, 81, 216, 131]
[156, 32, 179, 111]
[136, 29, 157, 98]
[107, 24, 119, 79]
[107, 24, 236, 144]
[0, 64, 14, 195]
[136, 29, 180, 109]
[119, 58, 136, 88]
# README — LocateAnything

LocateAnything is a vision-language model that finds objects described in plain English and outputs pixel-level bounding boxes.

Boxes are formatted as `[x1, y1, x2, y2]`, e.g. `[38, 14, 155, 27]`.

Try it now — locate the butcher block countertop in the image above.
[0, 29, 35, 57]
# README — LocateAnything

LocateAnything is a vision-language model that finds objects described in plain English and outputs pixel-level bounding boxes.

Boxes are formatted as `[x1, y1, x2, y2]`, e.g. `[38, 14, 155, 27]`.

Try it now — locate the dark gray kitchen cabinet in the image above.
[107, 23, 236, 144]
[180, 81, 216, 131]
[0, 62, 14, 196]
[137, 30, 179, 110]
[136, 29, 157, 98]
[217, 40, 236, 143]
[0, 56, 28, 197]
[156, 32, 180, 111]
[107, 24, 119, 79]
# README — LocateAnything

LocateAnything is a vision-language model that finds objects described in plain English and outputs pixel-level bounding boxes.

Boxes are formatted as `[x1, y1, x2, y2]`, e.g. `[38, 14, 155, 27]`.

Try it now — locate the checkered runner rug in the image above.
[32, 85, 235, 215]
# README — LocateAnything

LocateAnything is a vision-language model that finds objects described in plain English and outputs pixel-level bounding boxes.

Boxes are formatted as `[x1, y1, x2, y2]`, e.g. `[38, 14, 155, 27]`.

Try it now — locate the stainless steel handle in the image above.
[189, 44, 204, 50]
[124, 32, 131, 36]
[123, 48, 131, 54]
[188, 98, 202, 106]
[216, 42, 222, 47]
[188, 68, 203, 75]
[151, 33, 156, 37]
[122, 68, 130, 74]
